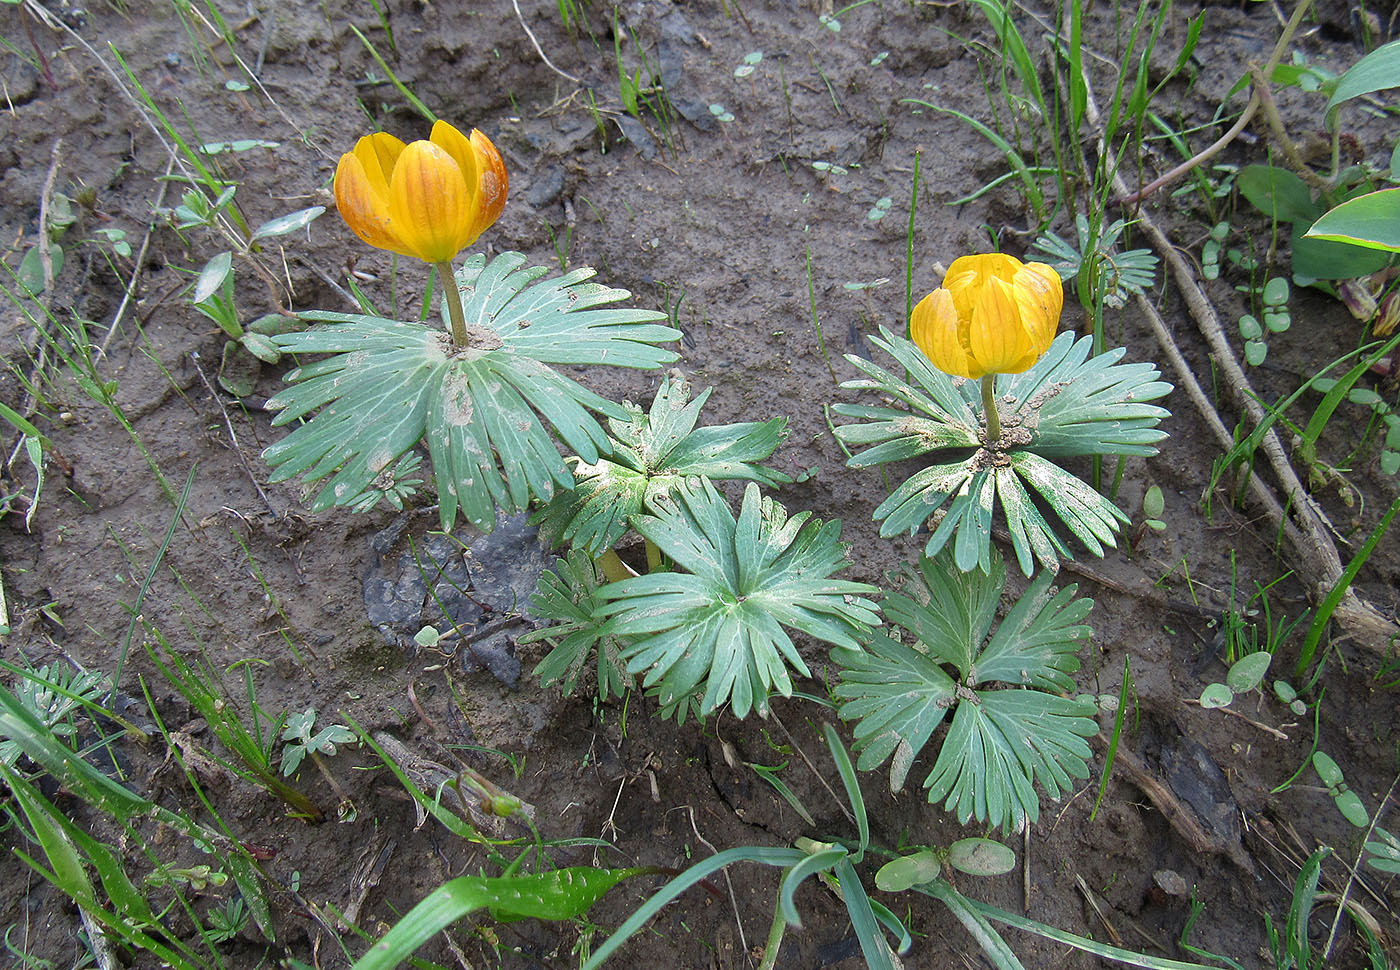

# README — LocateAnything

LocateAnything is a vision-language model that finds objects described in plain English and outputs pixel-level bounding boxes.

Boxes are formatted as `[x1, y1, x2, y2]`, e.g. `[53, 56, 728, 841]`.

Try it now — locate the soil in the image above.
[0, 1, 1398, 968]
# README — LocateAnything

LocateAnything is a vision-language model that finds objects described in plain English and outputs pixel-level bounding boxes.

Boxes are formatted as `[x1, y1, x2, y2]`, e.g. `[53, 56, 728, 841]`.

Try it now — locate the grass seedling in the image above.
[1294, 491, 1400, 679]
[112, 463, 193, 692]
[1090, 657, 1132, 821]
[364, 0, 397, 57]
[109, 46, 249, 236]
[143, 632, 321, 820]
[905, 149, 921, 328]
[348, 24, 434, 122]
[0, 678, 278, 958]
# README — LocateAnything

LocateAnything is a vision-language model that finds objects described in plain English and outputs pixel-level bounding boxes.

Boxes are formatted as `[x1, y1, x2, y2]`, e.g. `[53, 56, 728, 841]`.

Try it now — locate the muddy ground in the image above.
[0, 0, 1398, 967]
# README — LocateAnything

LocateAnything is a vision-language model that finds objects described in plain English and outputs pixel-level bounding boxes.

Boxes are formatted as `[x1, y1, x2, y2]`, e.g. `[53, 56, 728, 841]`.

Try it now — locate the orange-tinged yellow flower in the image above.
[333, 121, 508, 264]
[910, 253, 1063, 379]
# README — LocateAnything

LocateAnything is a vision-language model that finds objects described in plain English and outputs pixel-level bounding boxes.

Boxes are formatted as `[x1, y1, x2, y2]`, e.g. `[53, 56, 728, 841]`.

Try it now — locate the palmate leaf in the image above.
[519, 547, 631, 701]
[533, 372, 791, 554]
[833, 547, 1096, 832]
[262, 252, 679, 531]
[597, 479, 880, 720]
[832, 328, 1171, 574]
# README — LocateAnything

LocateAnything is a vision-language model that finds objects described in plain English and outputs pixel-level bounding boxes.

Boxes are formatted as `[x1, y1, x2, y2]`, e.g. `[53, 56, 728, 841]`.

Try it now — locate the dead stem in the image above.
[1076, 36, 1399, 652]
[1116, 0, 1315, 206]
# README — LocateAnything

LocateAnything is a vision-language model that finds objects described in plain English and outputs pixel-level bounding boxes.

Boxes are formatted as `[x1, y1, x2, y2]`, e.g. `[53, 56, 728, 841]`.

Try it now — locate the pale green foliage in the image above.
[598, 479, 880, 720]
[833, 548, 1096, 833]
[1, 663, 109, 768]
[263, 252, 680, 531]
[522, 547, 631, 701]
[533, 372, 790, 555]
[279, 708, 354, 777]
[834, 330, 1171, 574]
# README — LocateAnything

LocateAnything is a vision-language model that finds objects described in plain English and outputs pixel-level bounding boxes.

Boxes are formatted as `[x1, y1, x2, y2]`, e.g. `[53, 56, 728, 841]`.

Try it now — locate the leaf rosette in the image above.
[262, 252, 680, 531]
[520, 546, 632, 702]
[595, 479, 880, 721]
[532, 372, 791, 555]
[833, 548, 1096, 833]
[833, 329, 1171, 574]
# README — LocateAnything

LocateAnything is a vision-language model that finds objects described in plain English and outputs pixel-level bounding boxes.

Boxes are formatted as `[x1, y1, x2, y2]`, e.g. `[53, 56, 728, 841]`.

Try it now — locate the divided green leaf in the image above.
[533, 372, 790, 555]
[833, 548, 1095, 832]
[598, 479, 880, 720]
[263, 252, 679, 531]
[521, 547, 632, 702]
[834, 329, 1170, 574]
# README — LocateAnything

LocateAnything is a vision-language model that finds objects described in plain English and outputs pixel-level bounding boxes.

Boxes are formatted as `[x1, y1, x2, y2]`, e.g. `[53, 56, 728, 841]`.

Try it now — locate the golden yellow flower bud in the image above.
[910, 253, 1063, 379]
[333, 120, 508, 264]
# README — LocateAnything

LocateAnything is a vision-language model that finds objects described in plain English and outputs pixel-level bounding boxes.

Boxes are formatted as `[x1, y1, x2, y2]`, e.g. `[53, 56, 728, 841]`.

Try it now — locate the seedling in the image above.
[0, 660, 109, 768]
[204, 898, 248, 945]
[189, 253, 306, 396]
[280, 707, 357, 821]
[1030, 215, 1158, 310]
[1312, 752, 1369, 828]
[707, 103, 735, 124]
[1237, 276, 1290, 367]
[875, 838, 1017, 889]
[1364, 826, 1400, 875]
[279, 708, 354, 777]
[1198, 650, 1272, 709]
[1129, 484, 1167, 552]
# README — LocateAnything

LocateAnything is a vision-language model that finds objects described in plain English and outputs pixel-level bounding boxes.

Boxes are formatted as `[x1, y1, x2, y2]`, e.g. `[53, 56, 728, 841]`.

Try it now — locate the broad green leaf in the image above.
[599, 479, 879, 720]
[194, 251, 233, 304]
[835, 329, 1168, 574]
[1225, 651, 1272, 692]
[1236, 165, 1319, 225]
[875, 850, 942, 891]
[1312, 750, 1345, 788]
[1199, 683, 1233, 708]
[250, 205, 325, 242]
[351, 868, 647, 970]
[947, 838, 1017, 876]
[1291, 230, 1392, 280]
[240, 332, 281, 363]
[18, 243, 63, 296]
[1324, 38, 1400, 129]
[1335, 790, 1369, 827]
[264, 252, 679, 531]
[835, 547, 1096, 832]
[1305, 189, 1400, 252]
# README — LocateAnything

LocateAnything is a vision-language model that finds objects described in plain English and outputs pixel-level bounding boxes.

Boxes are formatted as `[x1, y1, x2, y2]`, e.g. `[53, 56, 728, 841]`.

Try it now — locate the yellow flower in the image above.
[333, 120, 508, 264]
[910, 253, 1063, 379]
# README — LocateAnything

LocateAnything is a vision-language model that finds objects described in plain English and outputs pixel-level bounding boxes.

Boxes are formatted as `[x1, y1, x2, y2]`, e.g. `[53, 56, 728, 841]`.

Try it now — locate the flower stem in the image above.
[980, 376, 1001, 446]
[436, 260, 468, 347]
[597, 549, 636, 583]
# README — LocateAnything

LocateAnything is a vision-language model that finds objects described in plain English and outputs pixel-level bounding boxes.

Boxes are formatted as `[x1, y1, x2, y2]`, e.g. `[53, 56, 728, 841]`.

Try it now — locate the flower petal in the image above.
[967, 275, 1032, 374]
[334, 151, 407, 255]
[429, 121, 480, 198]
[1013, 261, 1064, 356]
[466, 127, 509, 244]
[911, 288, 978, 379]
[387, 141, 470, 263]
[351, 131, 405, 194]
